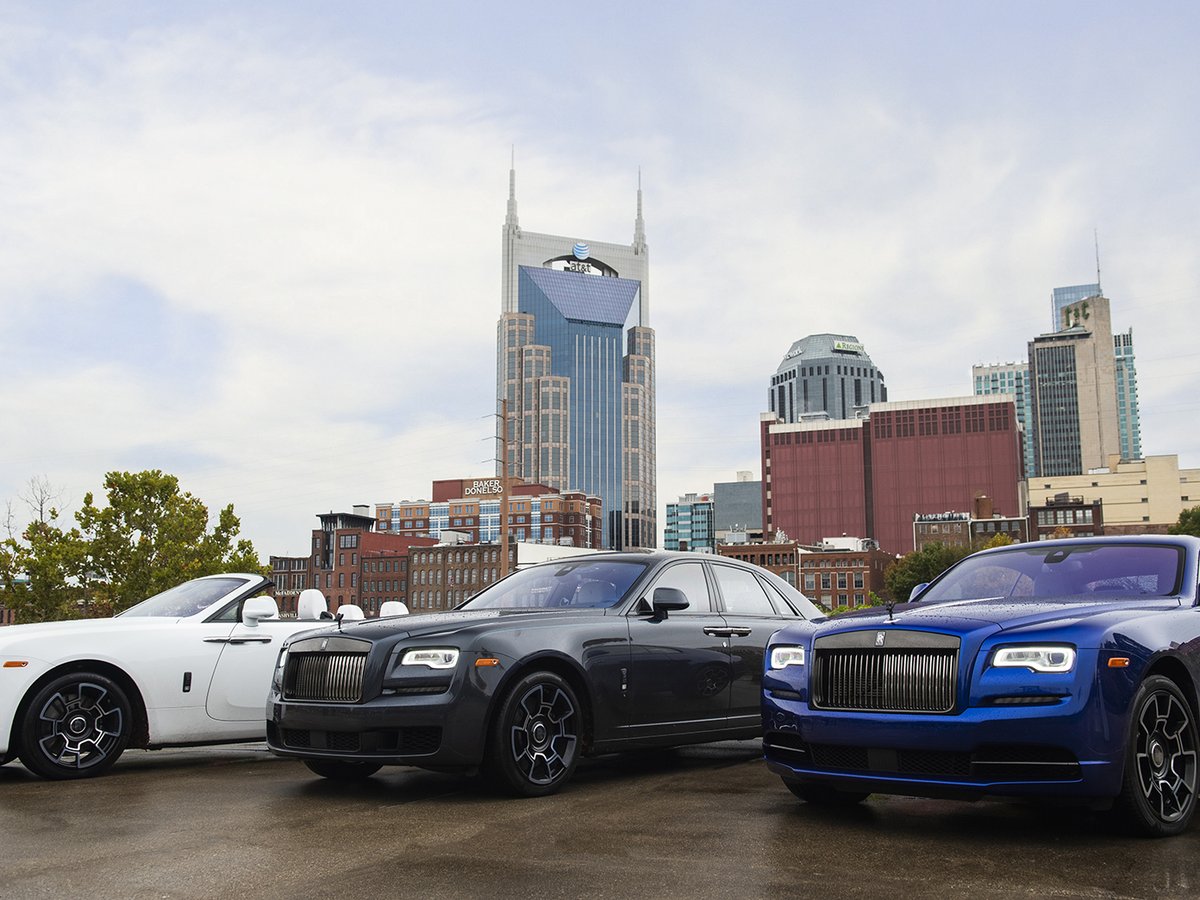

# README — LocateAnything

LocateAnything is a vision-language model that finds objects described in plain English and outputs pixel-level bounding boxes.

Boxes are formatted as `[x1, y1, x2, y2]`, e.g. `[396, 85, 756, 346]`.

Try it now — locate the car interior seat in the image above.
[574, 580, 617, 608]
[296, 589, 329, 620]
[379, 600, 409, 617]
[336, 603, 365, 621]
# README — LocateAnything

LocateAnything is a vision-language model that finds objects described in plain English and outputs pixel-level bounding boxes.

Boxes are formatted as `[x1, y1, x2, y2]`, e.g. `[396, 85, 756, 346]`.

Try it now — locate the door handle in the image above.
[703, 627, 734, 637]
[203, 636, 273, 645]
[727, 628, 752, 637]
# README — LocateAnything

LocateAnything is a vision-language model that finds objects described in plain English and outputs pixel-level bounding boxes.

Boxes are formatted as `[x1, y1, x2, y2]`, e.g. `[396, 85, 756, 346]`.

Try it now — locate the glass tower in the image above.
[497, 165, 655, 549]
[973, 361, 1034, 478]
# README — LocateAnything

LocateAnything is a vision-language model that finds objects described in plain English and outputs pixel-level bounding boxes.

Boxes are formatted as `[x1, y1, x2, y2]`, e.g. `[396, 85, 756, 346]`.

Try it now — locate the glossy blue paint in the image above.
[763, 536, 1200, 807]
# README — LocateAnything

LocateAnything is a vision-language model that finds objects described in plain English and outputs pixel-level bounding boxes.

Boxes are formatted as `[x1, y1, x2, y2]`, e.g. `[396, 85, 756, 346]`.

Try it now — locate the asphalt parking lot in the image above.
[2, 741, 1199, 899]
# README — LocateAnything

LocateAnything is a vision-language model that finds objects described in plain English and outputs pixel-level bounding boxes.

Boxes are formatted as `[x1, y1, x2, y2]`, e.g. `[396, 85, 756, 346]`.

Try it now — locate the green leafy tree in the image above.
[884, 541, 974, 603]
[2, 470, 265, 621]
[0, 509, 91, 622]
[1169, 506, 1200, 537]
[76, 470, 266, 615]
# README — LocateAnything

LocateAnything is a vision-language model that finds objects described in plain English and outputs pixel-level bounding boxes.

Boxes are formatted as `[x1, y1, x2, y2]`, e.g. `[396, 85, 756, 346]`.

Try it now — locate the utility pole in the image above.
[499, 397, 511, 578]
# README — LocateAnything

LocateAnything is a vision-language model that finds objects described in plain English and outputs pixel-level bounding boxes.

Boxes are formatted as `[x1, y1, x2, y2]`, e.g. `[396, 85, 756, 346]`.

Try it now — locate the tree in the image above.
[0, 510, 89, 622]
[3, 470, 265, 621]
[884, 542, 974, 603]
[76, 470, 266, 615]
[1169, 506, 1200, 537]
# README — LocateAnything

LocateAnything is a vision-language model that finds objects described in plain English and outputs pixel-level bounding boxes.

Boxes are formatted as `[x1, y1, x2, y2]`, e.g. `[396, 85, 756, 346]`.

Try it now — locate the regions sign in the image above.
[833, 340, 865, 354]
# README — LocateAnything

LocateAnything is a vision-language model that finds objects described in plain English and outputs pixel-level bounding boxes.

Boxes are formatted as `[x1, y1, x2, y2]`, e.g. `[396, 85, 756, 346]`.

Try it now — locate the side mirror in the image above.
[651, 587, 690, 615]
[908, 583, 930, 602]
[242, 596, 279, 626]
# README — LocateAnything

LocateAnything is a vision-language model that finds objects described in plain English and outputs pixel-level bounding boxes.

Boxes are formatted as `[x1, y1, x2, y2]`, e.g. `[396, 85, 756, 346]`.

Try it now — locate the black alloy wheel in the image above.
[785, 780, 870, 806]
[303, 758, 383, 780]
[1113, 675, 1198, 837]
[487, 671, 581, 797]
[18, 672, 132, 780]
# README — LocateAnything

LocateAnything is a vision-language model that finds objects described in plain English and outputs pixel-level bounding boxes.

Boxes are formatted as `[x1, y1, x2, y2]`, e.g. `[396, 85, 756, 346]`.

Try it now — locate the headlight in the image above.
[991, 645, 1076, 673]
[272, 647, 288, 689]
[769, 646, 806, 669]
[401, 648, 459, 669]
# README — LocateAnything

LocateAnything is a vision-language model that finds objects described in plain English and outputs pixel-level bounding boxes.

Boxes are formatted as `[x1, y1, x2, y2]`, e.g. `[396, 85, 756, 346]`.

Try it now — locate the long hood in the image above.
[0, 617, 158, 653]
[824, 596, 1181, 635]
[314, 608, 610, 643]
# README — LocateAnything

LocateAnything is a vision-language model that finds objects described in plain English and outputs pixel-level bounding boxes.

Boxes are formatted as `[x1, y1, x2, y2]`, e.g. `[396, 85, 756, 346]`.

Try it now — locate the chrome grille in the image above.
[811, 631, 959, 713]
[284, 652, 367, 702]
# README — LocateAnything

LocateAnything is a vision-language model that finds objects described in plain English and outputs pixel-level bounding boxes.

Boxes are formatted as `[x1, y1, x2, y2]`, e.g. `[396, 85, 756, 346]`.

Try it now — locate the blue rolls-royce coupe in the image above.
[763, 536, 1200, 836]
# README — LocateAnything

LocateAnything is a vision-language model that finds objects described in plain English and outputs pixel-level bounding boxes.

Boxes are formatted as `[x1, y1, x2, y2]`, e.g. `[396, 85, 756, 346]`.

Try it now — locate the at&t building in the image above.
[497, 165, 655, 549]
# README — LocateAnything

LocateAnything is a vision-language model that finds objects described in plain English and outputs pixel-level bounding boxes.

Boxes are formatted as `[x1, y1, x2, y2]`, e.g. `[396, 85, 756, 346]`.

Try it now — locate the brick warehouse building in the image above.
[762, 396, 1026, 555]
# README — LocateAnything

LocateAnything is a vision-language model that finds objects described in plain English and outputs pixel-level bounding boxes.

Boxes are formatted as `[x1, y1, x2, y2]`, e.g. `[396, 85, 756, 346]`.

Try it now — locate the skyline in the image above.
[1, 2, 1197, 556]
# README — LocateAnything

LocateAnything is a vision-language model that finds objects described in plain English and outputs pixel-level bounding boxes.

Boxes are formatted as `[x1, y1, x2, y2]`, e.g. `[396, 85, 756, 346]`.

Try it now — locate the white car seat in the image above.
[297, 589, 331, 620]
[379, 600, 410, 617]
[336, 603, 365, 621]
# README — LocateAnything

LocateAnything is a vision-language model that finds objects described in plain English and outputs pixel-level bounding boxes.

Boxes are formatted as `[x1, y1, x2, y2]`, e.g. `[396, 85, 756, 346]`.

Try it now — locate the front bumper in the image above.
[266, 660, 505, 770]
[762, 687, 1126, 801]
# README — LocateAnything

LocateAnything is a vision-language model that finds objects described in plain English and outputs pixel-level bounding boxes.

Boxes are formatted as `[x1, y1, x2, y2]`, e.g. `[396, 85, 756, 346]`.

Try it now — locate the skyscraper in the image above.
[497, 165, 655, 549]
[973, 361, 1034, 478]
[768, 334, 886, 422]
[1028, 294, 1120, 476]
[1114, 328, 1142, 460]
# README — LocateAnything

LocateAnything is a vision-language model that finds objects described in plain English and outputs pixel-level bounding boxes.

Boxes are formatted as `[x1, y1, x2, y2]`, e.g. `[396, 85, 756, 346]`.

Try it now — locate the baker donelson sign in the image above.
[464, 479, 503, 497]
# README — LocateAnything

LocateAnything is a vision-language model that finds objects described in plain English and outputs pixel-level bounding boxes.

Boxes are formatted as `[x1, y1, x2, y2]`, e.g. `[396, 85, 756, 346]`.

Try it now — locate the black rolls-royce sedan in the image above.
[266, 551, 822, 795]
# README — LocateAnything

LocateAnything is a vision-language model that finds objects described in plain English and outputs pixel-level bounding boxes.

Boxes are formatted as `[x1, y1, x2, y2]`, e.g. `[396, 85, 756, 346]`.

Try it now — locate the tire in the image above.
[17, 672, 132, 780]
[486, 671, 581, 797]
[784, 780, 870, 806]
[303, 758, 383, 780]
[1112, 675, 1199, 837]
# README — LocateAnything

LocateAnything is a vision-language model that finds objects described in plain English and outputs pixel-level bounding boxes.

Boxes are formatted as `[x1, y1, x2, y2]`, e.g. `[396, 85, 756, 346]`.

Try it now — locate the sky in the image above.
[1, 1, 1198, 557]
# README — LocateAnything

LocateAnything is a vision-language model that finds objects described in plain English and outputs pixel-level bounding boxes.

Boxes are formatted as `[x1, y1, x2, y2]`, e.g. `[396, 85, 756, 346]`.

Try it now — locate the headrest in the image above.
[337, 603, 365, 621]
[296, 589, 328, 621]
[379, 600, 410, 617]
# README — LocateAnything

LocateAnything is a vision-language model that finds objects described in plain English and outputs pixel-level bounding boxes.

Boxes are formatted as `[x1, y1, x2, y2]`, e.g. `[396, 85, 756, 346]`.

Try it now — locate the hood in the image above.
[300, 607, 609, 643]
[824, 595, 1180, 634]
[0, 616, 159, 651]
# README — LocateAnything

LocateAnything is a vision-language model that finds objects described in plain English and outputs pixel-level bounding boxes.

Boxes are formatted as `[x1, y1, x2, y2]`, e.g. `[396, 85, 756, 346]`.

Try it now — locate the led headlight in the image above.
[401, 648, 460, 669]
[769, 646, 806, 669]
[272, 647, 288, 689]
[991, 645, 1076, 674]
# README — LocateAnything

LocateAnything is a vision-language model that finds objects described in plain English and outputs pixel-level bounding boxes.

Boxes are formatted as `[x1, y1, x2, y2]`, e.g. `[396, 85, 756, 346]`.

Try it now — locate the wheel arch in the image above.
[1143, 654, 1200, 721]
[10, 660, 151, 755]
[485, 652, 595, 754]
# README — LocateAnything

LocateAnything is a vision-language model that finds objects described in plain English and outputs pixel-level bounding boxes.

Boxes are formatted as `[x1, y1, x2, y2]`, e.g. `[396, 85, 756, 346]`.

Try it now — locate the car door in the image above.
[623, 560, 733, 741]
[204, 613, 316, 724]
[708, 562, 789, 733]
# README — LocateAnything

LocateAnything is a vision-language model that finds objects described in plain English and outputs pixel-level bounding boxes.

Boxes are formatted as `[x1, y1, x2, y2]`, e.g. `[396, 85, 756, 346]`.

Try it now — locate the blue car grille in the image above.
[811, 631, 960, 713]
[284, 651, 367, 703]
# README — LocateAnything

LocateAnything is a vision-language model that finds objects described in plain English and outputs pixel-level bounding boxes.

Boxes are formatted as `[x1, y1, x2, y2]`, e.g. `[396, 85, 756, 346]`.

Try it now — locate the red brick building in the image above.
[762, 397, 1025, 555]
[718, 537, 893, 609]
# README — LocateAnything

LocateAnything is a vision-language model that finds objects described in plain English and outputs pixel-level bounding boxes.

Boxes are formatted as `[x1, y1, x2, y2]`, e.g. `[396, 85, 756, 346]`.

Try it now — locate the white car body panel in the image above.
[0, 574, 328, 759]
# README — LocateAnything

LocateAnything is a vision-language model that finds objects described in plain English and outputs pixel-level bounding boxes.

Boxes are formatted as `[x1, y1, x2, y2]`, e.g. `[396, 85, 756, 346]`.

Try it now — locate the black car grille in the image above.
[277, 726, 442, 757]
[811, 631, 959, 713]
[284, 651, 367, 703]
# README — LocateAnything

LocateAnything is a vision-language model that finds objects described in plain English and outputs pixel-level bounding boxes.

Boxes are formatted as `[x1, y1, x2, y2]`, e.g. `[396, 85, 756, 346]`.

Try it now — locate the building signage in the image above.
[543, 242, 620, 278]
[833, 340, 864, 354]
[464, 479, 504, 497]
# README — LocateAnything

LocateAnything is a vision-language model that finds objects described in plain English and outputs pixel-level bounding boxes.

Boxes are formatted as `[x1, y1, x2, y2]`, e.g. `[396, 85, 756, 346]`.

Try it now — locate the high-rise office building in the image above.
[1050, 283, 1101, 330]
[497, 165, 655, 549]
[768, 334, 886, 422]
[1114, 328, 1142, 460]
[973, 361, 1034, 478]
[1029, 294, 1121, 477]
[664, 492, 715, 552]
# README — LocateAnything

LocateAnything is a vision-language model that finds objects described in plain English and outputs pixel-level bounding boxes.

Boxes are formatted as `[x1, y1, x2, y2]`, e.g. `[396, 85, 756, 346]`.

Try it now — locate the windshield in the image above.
[460, 559, 650, 610]
[921, 543, 1185, 603]
[119, 576, 251, 618]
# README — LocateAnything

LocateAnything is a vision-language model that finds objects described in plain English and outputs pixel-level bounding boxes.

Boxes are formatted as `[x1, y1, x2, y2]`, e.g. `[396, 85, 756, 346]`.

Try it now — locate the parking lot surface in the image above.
[3, 742, 1199, 899]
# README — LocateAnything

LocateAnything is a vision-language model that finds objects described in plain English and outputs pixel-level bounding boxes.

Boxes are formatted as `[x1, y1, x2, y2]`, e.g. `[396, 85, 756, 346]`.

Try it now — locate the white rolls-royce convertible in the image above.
[0, 574, 344, 779]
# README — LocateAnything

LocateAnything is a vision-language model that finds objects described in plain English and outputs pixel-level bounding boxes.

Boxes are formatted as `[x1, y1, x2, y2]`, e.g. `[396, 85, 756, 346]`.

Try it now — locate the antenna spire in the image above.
[1094, 228, 1102, 294]
[633, 166, 646, 252]
[505, 146, 519, 229]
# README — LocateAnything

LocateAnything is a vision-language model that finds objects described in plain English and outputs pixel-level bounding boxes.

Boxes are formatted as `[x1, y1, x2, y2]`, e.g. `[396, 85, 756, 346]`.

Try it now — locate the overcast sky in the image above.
[2, 1, 1197, 557]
